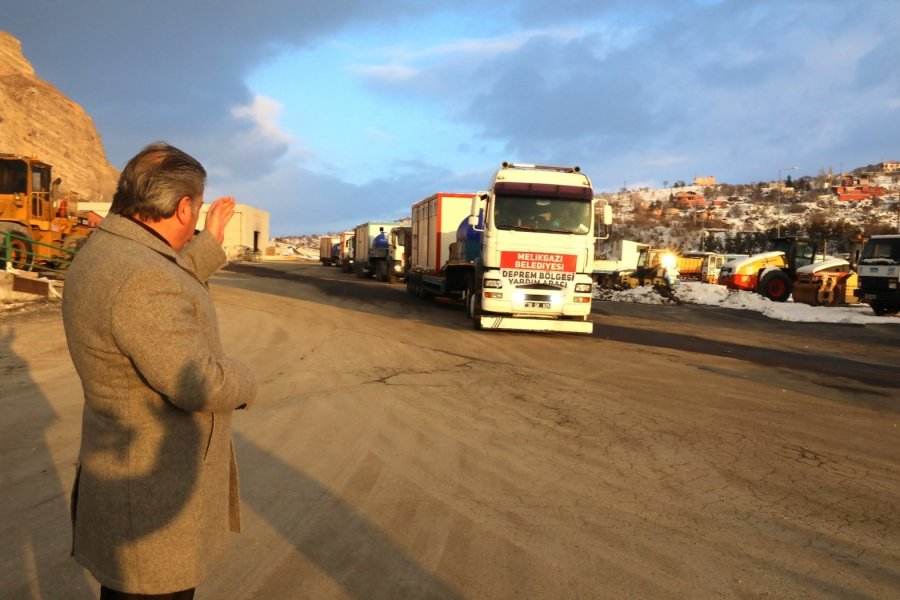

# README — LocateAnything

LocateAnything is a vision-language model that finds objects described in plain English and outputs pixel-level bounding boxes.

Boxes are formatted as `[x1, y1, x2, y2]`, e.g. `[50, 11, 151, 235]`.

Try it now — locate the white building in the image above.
[77, 201, 270, 260]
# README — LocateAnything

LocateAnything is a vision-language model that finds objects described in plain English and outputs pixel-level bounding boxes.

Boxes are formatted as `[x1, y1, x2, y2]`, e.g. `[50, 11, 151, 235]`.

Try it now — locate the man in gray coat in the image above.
[62, 142, 257, 599]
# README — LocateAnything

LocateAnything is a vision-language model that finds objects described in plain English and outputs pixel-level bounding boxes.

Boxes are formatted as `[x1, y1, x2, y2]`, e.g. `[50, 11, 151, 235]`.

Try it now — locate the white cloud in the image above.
[231, 94, 297, 146]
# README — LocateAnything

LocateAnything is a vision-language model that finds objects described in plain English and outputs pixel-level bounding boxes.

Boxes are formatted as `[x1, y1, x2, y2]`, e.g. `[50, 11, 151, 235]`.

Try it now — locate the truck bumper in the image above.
[478, 315, 593, 334]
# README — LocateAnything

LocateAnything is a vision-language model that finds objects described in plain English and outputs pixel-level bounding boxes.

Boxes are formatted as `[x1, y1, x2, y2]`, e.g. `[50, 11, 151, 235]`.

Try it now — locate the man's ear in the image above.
[175, 196, 194, 225]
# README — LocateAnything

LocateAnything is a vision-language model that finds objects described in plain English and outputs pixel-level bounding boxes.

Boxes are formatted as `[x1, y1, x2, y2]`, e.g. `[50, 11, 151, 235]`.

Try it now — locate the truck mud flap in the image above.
[478, 316, 593, 334]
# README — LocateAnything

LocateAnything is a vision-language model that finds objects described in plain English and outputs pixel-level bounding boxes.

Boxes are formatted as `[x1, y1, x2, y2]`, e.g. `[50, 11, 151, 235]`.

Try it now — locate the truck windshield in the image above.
[862, 239, 900, 263]
[493, 194, 590, 234]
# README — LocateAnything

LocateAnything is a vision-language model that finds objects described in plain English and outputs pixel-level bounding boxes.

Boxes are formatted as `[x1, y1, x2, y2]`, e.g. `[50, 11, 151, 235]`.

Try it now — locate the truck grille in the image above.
[859, 277, 896, 291]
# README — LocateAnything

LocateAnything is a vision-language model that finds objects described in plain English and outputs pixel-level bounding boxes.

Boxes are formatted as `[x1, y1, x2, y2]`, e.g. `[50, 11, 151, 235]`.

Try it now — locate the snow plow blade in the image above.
[479, 316, 593, 334]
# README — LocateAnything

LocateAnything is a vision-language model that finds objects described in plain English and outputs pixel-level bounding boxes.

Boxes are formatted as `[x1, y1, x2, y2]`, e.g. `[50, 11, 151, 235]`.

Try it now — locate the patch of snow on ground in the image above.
[596, 281, 900, 324]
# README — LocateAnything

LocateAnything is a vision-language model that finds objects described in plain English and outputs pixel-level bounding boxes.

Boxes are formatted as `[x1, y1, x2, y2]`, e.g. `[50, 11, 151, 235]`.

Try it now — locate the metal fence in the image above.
[1, 231, 78, 280]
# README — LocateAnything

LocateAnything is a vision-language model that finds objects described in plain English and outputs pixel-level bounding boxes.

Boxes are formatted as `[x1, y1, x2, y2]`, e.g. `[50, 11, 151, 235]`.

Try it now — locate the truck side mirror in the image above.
[594, 204, 613, 240]
[470, 191, 488, 232]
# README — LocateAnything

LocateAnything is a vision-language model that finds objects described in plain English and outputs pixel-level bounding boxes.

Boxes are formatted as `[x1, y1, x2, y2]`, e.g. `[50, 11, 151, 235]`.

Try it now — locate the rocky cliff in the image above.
[0, 31, 118, 202]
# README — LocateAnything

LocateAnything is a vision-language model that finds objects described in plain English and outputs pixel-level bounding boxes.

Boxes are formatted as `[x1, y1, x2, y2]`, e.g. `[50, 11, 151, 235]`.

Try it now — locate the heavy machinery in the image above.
[854, 234, 900, 315]
[0, 153, 93, 270]
[679, 251, 726, 284]
[791, 235, 865, 307]
[791, 258, 859, 306]
[625, 247, 680, 288]
[592, 239, 648, 287]
[717, 237, 820, 302]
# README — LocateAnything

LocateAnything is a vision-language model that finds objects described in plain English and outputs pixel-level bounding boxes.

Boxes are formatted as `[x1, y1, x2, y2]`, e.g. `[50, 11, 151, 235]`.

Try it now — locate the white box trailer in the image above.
[410, 192, 476, 276]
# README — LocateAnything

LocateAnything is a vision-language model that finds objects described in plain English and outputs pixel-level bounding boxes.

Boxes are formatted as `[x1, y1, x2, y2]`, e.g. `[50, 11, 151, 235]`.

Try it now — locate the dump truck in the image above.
[679, 251, 726, 284]
[405, 163, 612, 334]
[717, 237, 821, 301]
[319, 236, 340, 266]
[853, 234, 900, 315]
[0, 153, 93, 270]
[352, 221, 405, 280]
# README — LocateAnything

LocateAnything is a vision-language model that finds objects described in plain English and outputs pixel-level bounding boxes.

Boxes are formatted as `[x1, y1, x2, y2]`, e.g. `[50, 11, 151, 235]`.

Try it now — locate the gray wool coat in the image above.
[62, 213, 257, 594]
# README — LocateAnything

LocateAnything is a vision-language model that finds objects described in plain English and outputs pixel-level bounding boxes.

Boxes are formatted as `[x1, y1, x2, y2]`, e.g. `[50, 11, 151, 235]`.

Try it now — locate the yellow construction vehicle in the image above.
[717, 237, 820, 302]
[0, 153, 93, 270]
[791, 258, 859, 306]
[791, 236, 865, 306]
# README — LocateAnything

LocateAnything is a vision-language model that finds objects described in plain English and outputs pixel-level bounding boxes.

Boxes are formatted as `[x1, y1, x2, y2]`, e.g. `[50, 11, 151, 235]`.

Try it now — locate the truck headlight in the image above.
[484, 279, 502, 289]
[574, 283, 592, 293]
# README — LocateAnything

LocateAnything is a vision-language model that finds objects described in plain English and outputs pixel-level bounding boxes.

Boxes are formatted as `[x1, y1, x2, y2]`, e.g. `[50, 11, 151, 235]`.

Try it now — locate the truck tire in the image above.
[0, 223, 34, 271]
[757, 270, 792, 302]
[871, 302, 900, 316]
[466, 274, 482, 329]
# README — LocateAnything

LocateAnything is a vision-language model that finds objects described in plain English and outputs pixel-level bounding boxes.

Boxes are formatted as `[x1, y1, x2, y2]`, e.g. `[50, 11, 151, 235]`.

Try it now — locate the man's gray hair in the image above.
[110, 142, 207, 220]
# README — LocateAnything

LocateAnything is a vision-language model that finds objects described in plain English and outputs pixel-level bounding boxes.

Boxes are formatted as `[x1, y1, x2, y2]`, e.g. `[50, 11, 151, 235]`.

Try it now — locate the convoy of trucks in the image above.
[9, 149, 897, 323]
[404, 164, 612, 333]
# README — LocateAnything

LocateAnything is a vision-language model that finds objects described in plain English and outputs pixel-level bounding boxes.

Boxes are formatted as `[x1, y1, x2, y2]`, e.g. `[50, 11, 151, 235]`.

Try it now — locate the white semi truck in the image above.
[353, 221, 405, 281]
[405, 163, 612, 333]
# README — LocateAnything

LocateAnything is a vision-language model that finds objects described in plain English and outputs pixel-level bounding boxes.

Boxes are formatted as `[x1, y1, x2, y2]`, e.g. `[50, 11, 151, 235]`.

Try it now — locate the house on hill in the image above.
[673, 190, 708, 209]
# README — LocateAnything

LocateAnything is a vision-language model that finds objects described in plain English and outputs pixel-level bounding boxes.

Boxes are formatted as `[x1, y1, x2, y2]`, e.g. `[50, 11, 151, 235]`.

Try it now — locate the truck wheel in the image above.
[466, 275, 482, 329]
[871, 302, 900, 316]
[757, 270, 792, 302]
[0, 223, 34, 270]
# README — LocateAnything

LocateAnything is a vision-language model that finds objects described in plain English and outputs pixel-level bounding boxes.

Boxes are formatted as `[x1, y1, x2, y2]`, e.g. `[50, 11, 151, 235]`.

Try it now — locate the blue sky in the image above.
[4, 0, 899, 235]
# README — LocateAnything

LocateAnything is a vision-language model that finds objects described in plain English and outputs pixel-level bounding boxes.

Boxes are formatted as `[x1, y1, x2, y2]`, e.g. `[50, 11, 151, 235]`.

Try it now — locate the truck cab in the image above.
[854, 234, 900, 315]
[468, 162, 612, 333]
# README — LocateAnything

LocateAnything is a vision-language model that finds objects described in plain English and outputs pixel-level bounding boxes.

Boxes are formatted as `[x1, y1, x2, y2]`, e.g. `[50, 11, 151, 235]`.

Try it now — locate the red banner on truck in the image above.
[500, 251, 577, 272]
